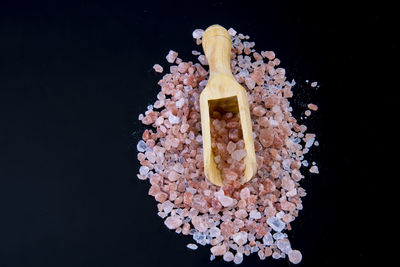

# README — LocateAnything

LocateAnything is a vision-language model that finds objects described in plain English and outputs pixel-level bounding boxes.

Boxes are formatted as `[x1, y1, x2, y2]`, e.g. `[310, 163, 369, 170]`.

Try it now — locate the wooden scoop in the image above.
[200, 25, 257, 186]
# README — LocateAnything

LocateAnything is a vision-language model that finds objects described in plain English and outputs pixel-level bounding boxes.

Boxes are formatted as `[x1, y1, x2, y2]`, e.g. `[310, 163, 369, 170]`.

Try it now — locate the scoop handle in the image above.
[202, 25, 232, 78]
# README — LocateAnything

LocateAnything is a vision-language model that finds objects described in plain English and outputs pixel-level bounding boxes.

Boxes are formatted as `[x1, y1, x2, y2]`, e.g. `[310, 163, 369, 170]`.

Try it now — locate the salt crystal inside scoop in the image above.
[136, 26, 320, 265]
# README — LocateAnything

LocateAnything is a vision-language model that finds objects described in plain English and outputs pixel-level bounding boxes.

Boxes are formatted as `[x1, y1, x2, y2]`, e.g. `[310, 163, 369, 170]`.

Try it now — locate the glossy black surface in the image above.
[0, 1, 393, 266]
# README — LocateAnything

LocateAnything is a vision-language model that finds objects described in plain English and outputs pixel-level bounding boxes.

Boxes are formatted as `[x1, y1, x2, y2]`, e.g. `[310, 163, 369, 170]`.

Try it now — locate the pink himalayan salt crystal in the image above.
[211, 244, 227, 256]
[227, 141, 236, 154]
[166, 50, 178, 63]
[311, 81, 318, 87]
[307, 103, 318, 111]
[252, 105, 266, 116]
[263, 51, 275, 60]
[288, 250, 302, 264]
[223, 251, 234, 262]
[192, 50, 201, 56]
[192, 215, 208, 232]
[309, 165, 319, 174]
[218, 194, 235, 207]
[164, 215, 182, 229]
[228, 27, 237, 36]
[198, 55, 208, 65]
[305, 110, 311, 116]
[234, 209, 248, 219]
[232, 149, 246, 161]
[259, 128, 274, 148]
[192, 29, 204, 39]
[168, 170, 180, 182]
[153, 64, 163, 73]
[239, 187, 250, 200]
[232, 231, 248, 246]
[245, 77, 256, 89]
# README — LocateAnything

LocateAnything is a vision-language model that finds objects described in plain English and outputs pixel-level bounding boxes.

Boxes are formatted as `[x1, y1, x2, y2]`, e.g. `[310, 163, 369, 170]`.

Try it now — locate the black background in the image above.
[0, 0, 395, 266]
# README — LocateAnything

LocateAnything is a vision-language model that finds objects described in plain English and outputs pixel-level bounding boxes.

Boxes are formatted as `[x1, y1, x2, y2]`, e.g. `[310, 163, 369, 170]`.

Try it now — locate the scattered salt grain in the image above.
[307, 103, 318, 111]
[166, 50, 178, 63]
[187, 243, 198, 250]
[198, 55, 208, 65]
[228, 28, 237, 36]
[223, 251, 234, 262]
[234, 252, 244, 264]
[164, 215, 182, 230]
[153, 64, 163, 73]
[311, 81, 318, 87]
[137, 140, 147, 152]
[288, 250, 302, 264]
[276, 238, 292, 254]
[192, 29, 204, 39]
[267, 217, 286, 232]
[309, 166, 319, 174]
[139, 166, 149, 176]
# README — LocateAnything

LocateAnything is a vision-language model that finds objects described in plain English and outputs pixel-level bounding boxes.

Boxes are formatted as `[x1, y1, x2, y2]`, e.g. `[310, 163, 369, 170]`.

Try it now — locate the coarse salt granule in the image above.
[187, 243, 198, 250]
[166, 50, 178, 63]
[153, 64, 163, 73]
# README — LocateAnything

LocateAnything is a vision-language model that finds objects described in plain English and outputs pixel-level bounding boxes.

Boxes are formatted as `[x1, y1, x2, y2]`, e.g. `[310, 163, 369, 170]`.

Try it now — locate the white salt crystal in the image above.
[210, 254, 215, 261]
[273, 232, 286, 240]
[168, 113, 180, 124]
[233, 231, 248, 246]
[272, 252, 281, 259]
[310, 166, 319, 174]
[233, 252, 243, 264]
[276, 211, 284, 219]
[277, 239, 292, 254]
[136, 140, 147, 152]
[223, 251, 234, 262]
[228, 28, 237, 36]
[192, 29, 204, 39]
[176, 98, 185, 108]
[199, 79, 208, 87]
[162, 200, 174, 214]
[192, 50, 201, 56]
[262, 232, 273, 245]
[198, 55, 208, 65]
[311, 81, 318, 87]
[187, 243, 198, 250]
[139, 166, 149, 176]
[157, 211, 167, 218]
[305, 137, 315, 148]
[196, 134, 202, 143]
[232, 149, 246, 161]
[249, 210, 261, 220]
[267, 217, 285, 232]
